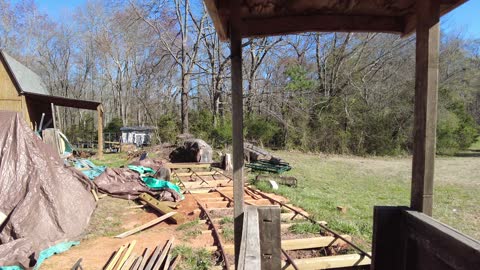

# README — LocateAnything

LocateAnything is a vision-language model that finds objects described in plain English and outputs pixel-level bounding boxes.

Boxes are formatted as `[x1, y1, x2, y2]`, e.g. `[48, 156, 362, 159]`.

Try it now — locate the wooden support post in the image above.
[97, 104, 104, 159]
[50, 103, 61, 155]
[411, 0, 440, 216]
[258, 206, 281, 269]
[230, 0, 244, 267]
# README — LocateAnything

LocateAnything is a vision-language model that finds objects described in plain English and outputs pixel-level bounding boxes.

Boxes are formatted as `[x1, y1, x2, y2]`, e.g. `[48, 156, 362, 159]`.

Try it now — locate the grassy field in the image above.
[87, 140, 480, 250]
[253, 151, 480, 248]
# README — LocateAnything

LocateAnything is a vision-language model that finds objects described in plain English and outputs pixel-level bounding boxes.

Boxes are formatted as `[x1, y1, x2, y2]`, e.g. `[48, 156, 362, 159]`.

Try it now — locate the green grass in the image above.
[253, 151, 480, 248]
[469, 136, 480, 150]
[176, 219, 200, 231]
[171, 245, 213, 270]
[289, 222, 323, 235]
[90, 152, 129, 168]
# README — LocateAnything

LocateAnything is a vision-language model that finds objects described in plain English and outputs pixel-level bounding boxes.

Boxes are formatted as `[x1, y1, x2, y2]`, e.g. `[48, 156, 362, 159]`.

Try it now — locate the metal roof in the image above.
[0, 50, 50, 95]
[0, 50, 101, 111]
[120, 126, 156, 132]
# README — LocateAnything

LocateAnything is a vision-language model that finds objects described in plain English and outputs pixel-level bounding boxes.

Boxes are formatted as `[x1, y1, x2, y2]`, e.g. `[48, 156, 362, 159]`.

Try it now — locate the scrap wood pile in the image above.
[104, 238, 180, 270]
[244, 142, 291, 173]
[0, 112, 96, 269]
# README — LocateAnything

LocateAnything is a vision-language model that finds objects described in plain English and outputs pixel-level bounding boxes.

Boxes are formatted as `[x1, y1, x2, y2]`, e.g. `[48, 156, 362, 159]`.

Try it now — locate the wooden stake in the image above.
[114, 212, 177, 239]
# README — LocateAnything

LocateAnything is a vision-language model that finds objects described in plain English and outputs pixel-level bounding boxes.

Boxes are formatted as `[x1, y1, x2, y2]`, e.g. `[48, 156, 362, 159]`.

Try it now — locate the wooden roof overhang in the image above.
[24, 92, 101, 111]
[205, 0, 467, 41]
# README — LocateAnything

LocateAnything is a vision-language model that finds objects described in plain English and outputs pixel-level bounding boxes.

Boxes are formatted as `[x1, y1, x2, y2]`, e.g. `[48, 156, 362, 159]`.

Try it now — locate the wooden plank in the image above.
[97, 104, 104, 159]
[238, 206, 261, 270]
[114, 212, 177, 238]
[105, 245, 126, 270]
[230, 1, 244, 267]
[207, 235, 350, 254]
[163, 254, 172, 270]
[152, 238, 174, 270]
[131, 255, 143, 270]
[144, 244, 162, 270]
[139, 193, 185, 224]
[281, 253, 371, 270]
[410, 0, 440, 216]
[119, 253, 136, 270]
[241, 14, 404, 39]
[165, 163, 211, 169]
[115, 241, 136, 270]
[138, 248, 151, 270]
[168, 255, 181, 270]
[282, 235, 352, 250]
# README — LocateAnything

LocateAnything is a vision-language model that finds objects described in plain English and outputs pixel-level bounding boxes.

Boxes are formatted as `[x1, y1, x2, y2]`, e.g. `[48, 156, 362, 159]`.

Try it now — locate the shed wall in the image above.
[0, 59, 30, 125]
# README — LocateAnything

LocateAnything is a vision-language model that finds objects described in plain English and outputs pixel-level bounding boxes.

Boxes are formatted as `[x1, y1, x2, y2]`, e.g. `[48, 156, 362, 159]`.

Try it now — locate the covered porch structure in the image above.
[205, 0, 479, 269]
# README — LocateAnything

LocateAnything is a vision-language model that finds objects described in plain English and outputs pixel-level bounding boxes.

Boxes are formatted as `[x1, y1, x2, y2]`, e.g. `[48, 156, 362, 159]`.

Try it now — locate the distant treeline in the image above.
[1, 0, 478, 155]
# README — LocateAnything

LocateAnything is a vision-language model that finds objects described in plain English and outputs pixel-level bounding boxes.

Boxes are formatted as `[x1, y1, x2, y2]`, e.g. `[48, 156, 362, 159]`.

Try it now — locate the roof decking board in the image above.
[206, 0, 468, 40]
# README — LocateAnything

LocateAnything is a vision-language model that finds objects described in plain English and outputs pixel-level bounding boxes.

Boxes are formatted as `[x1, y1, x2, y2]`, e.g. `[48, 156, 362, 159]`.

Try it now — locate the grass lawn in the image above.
[253, 151, 480, 249]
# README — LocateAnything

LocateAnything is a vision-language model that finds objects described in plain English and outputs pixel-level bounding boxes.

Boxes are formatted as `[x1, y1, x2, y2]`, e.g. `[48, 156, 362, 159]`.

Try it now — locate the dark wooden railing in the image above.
[372, 206, 480, 270]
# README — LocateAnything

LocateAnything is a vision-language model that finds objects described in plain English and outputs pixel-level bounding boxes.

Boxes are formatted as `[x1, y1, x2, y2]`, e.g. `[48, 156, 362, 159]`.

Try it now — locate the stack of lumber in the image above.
[104, 238, 180, 270]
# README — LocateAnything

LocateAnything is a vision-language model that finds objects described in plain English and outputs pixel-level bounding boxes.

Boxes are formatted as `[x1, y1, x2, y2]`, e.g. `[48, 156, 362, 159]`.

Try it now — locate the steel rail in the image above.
[177, 178, 231, 270]
[281, 249, 299, 270]
[245, 186, 372, 259]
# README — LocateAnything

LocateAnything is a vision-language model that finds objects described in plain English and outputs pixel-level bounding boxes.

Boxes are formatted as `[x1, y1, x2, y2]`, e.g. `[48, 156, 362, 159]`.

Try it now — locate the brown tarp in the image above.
[0, 111, 96, 268]
[94, 168, 153, 200]
[93, 168, 180, 201]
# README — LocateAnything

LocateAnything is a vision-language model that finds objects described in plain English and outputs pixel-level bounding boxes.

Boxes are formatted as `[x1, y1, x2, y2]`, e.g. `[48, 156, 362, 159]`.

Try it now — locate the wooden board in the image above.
[281, 253, 371, 270]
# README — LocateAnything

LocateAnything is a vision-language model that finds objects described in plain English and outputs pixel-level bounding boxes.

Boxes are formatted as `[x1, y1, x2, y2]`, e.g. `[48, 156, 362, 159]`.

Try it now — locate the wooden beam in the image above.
[241, 14, 404, 39]
[411, 0, 440, 216]
[139, 193, 185, 224]
[166, 163, 212, 169]
[97, 104, 104, 159]
[204, 0, 228, 41]
[281, 253, 371, 270]
[230, 0, 244, 267]
[207, 235, 352, 253]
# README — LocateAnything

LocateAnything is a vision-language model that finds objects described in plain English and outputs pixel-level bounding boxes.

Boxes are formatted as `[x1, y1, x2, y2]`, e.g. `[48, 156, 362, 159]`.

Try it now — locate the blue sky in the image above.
[26, 0, 480, 39]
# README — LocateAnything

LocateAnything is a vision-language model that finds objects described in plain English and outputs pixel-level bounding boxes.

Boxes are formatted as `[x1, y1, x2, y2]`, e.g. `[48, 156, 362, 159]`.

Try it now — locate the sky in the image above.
[21, 0, 480, 39]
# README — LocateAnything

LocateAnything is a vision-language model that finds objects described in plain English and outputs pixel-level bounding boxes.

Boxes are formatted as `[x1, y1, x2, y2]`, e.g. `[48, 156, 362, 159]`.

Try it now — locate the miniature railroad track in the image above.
[171, 164, 371, 270]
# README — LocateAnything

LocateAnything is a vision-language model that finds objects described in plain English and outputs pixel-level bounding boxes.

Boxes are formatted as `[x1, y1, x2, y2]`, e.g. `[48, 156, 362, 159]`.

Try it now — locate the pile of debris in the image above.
[103, 238, 179, 270]
[244, 142, 291, 173]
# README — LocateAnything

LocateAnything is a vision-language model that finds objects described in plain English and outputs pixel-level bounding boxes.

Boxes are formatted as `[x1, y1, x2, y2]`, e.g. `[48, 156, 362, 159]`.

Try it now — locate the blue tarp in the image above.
[75, 159, 106, 180]
[0, 241, 79, 270]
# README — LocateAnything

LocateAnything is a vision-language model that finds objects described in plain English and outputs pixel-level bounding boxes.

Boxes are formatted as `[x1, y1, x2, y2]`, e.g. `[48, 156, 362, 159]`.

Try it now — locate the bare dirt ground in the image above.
[40, 195, 209, 269]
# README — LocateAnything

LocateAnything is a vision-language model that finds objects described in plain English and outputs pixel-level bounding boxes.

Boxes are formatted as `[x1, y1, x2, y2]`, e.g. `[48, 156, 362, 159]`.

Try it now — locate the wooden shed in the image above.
[204, 0, 479, 269]
[0, 50, 105, 158]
